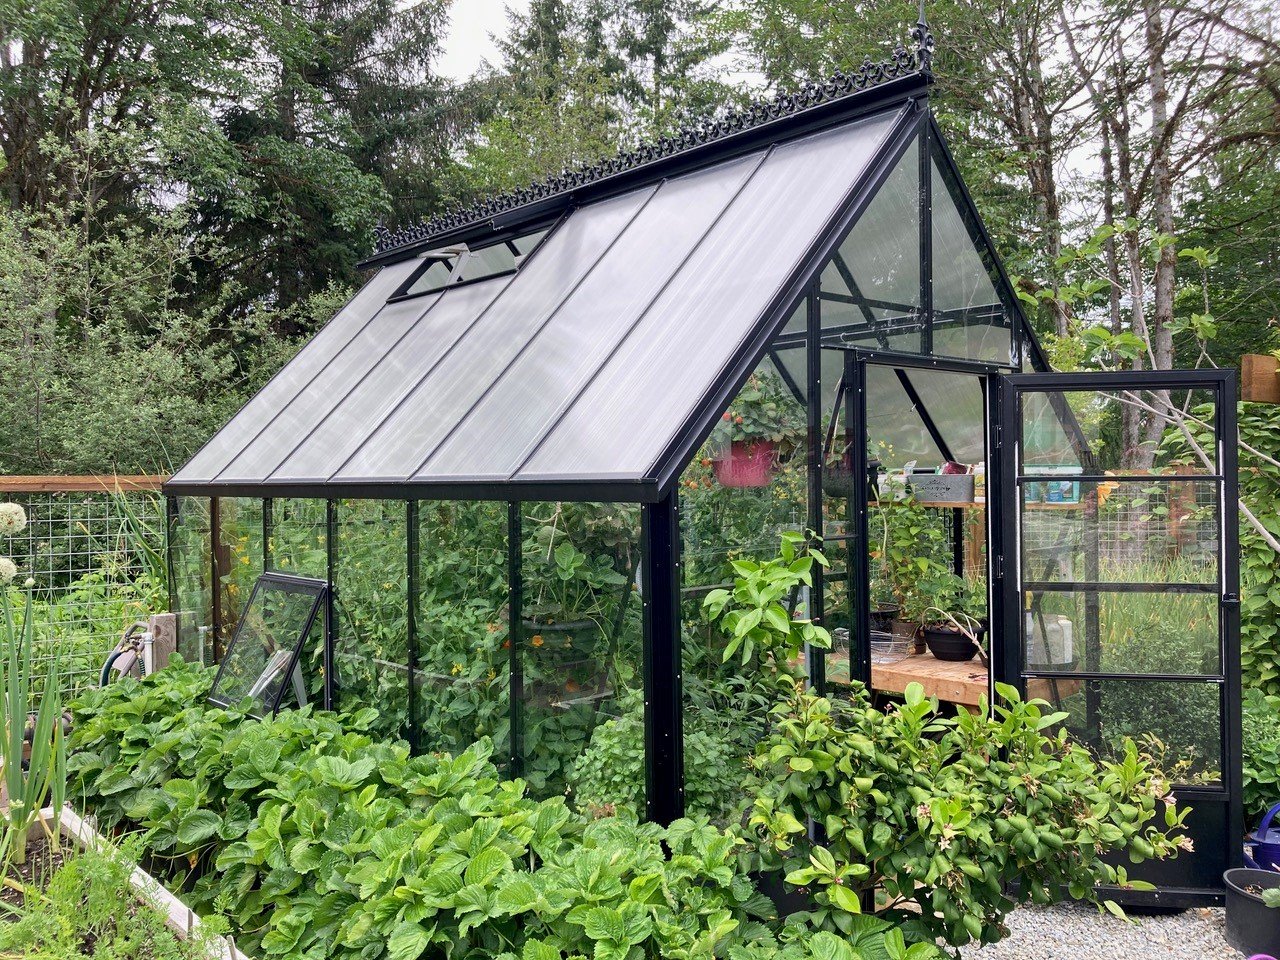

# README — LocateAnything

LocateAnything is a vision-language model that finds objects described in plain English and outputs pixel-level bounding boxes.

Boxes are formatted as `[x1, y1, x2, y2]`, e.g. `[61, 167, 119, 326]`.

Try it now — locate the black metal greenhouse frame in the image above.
[161, 20, 1243, 905]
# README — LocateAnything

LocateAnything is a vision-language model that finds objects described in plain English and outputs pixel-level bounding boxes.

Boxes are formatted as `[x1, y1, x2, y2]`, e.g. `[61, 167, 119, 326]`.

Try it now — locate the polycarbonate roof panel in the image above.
[333, 188, 654, 483]
[267, 276, 512, 482]
[169, 104, 907, 495]
[419, 154, 763, 481]
[520, 108, 902, 481]
[171, 259, 417, 484]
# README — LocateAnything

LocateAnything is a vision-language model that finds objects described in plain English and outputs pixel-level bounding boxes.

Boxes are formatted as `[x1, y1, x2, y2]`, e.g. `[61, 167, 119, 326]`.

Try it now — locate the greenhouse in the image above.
[162, 42, 1242, 907]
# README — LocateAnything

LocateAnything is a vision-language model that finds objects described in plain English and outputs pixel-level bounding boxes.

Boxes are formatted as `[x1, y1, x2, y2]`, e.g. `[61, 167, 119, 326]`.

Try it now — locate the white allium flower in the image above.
[0, 503, 27, 536]
[0, 557, 16, 586]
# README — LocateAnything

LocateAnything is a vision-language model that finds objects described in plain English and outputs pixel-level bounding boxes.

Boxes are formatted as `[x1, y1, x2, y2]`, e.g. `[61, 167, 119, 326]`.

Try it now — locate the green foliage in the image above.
[1234, 404, 1280, 697]
[0, 578, 67, 867]
[870, 487, 953, 612]
[1243, 687, 1280, 822]
[0, 839, 220, 959]
[568, 697, 745, 822]
[68, 661, 937, 960]
[747, 682, 1189, 947]
[709, 369, 806, 447]
[702, 532, 831, 674]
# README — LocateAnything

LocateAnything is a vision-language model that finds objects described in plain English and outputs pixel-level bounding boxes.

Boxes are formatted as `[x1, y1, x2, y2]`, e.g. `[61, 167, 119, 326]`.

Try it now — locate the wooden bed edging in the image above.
[41, 807, 252, 960]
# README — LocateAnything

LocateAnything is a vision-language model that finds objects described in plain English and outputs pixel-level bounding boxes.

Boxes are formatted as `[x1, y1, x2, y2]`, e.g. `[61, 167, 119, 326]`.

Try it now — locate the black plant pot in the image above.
[1225, 868, 1280, 957]
[870, 606, 899, 634]
[751, 867, 815, 918]
[922, 626, 979, 662]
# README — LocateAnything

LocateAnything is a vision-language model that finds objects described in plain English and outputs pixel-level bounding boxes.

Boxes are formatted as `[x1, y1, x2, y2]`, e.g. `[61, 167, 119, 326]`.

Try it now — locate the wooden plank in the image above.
[872, 653, 989, 706]
[0, 474, 167, 493]
[828, 651, 1081, 710]
[1242, 354, 1280, 404]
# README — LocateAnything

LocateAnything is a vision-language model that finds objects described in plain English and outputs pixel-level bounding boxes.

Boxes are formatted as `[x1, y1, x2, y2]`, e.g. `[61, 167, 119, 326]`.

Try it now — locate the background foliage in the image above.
[1, 0, 1274, 473]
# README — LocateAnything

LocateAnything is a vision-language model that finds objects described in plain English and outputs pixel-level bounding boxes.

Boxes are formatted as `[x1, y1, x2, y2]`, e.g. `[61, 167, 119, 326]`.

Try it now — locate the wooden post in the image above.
[1241, 354, 1280, 404]
[148, 613, 178, 672]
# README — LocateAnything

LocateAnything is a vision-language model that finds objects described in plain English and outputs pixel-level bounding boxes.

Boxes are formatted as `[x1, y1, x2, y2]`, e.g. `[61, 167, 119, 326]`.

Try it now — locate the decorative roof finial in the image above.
[912, 1, 935, 74]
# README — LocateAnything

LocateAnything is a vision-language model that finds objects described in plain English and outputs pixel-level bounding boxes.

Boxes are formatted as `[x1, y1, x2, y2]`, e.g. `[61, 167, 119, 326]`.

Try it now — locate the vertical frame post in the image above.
[918, 110, 933, 357]
[846, 353, 871, 687]
[209, 496, 223, 663]
[406, 500, 420, 754]
[984, 376, 1012, 705]
[507, 501, 524, 779]
[805, 287, 826, 695]
[1219, 371, 1243, 869]
[164, 495, 179, 617]
[995, 377, 1024, 698]
[262, 498, 274, 571]
[642, 490, 684, 825]
[324, 499, 337, 711]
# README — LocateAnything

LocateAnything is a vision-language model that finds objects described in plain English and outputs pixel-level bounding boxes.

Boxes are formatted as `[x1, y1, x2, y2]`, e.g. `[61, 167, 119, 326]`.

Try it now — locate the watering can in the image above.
[1245, 802, 1280, 870]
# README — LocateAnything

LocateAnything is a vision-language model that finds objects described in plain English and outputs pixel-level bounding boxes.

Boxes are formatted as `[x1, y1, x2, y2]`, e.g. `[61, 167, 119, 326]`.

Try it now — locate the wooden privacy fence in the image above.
[0, 475, 169, 699]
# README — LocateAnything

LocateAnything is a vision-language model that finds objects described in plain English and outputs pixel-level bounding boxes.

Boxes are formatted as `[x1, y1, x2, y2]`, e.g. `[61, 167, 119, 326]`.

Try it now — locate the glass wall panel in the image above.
[415, 501, 510, 758]
[819, 136, 921, 353]
[214, 498, 263, 658]
[171, 497, 213, 665]
[1053, 679, 1222, 783]
[332, 500, 409, 740]
[929, 156, 1014, 365]
[267, 498, 329, 704]
[1021, 479, 1218, 584]
[1020, 389, 1218, 475]
[1023, 589, 1219, 676]
[269, 499, 328, 578]
[679, 346, 810, 825]
[523, 501, 642, 805]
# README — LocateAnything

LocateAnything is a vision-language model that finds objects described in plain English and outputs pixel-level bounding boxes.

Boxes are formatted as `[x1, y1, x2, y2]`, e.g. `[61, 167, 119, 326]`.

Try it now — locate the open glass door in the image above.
[998, 369, 1242, 906]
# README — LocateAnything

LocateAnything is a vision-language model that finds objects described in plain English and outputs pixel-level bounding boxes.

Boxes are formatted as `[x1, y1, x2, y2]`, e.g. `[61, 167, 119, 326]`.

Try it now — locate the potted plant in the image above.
[709, 370, 803, 488]
[911, 569, 984, 663]
[1224, 867, 1280, 957]
[869, 570, 899, 634]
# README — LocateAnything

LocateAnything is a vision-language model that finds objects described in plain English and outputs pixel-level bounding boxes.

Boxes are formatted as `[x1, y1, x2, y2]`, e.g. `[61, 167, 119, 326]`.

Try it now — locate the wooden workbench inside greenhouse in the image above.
[824, 650, 1081, 710]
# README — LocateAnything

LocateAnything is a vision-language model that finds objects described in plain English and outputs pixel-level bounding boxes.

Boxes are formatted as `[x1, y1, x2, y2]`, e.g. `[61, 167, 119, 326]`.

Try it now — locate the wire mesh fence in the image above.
[0, 478, 168, 701]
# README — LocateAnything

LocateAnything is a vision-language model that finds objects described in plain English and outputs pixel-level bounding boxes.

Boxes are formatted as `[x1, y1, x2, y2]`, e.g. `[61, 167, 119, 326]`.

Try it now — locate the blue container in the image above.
[1245, 802, 1280, 871]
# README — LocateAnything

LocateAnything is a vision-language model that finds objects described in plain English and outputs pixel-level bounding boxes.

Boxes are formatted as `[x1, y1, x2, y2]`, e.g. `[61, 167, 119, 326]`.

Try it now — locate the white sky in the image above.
[438, 0, 531, 82]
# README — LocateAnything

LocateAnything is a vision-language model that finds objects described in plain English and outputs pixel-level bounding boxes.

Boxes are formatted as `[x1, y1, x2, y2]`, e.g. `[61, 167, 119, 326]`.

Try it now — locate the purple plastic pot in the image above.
[1245, 803, 1280, 870]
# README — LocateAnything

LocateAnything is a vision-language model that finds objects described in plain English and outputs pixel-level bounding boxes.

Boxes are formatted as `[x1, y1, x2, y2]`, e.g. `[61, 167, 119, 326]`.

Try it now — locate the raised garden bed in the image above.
[10, 808, 250, 960]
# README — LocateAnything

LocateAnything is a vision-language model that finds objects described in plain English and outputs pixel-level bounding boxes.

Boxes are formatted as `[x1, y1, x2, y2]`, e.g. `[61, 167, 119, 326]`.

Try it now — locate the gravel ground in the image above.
[968, 902, 1234, 959]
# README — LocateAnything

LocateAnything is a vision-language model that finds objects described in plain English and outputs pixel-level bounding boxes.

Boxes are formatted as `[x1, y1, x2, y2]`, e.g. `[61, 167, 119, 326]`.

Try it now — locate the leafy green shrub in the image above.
[568, 699, 745, 822]
[747, 683, 1190, 947]
[69, 660, 941, 960]
[1244, 687, 1280, 822]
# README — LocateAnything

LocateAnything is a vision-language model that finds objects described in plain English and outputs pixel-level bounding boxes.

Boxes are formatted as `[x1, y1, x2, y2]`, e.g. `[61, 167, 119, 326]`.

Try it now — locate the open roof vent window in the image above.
[390, 227, 552, 300]
[454, 227, 551, 284]
[401, 255, 459, 297]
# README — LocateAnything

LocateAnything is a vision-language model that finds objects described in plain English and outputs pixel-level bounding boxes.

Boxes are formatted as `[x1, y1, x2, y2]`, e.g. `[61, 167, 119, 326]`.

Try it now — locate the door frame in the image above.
[996, 367, 1242, 907]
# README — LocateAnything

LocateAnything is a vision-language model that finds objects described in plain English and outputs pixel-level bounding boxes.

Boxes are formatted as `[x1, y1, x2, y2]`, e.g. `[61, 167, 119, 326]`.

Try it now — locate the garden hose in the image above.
[98, 622, 150, 687]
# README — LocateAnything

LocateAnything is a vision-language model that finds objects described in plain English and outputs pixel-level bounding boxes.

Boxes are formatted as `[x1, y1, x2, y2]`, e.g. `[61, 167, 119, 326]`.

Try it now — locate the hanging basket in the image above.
[821, 457, 880, 500]
[713, 440, 777, 487]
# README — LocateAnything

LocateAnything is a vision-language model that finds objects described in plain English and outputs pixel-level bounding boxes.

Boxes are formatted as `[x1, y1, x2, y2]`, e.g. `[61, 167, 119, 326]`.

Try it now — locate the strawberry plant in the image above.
[67, 661, 943, 960]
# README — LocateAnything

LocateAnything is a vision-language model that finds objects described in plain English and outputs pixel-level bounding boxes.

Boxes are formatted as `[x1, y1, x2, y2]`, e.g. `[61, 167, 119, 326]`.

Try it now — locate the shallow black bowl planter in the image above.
[1225, 868, 1280, 956]
[922, 625, 979, 662]
[870, 605, 899, 634]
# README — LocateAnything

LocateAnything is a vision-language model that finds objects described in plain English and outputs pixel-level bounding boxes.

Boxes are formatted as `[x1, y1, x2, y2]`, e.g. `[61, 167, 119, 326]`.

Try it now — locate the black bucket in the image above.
[1224, 867, 1280, 957]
